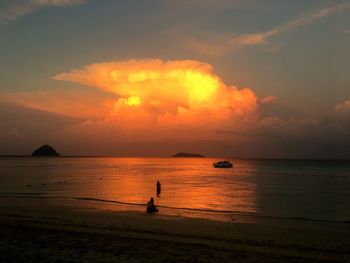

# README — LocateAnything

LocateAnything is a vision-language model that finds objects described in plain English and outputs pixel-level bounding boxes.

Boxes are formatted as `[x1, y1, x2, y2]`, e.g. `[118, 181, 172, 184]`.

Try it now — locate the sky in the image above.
[0, 0, 350, 158]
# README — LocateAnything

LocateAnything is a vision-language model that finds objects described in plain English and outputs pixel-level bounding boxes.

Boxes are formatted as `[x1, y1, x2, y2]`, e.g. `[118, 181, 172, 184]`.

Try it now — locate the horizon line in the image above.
[0, 155, 349, 161]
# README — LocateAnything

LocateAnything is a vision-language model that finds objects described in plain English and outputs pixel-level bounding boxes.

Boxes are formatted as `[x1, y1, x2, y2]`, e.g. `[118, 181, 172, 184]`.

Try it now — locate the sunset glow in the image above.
[1, 0, 349, 158]
[126, 96, 142, 106]
[54, 59, 258, 132]
[1, 3, 350, 261]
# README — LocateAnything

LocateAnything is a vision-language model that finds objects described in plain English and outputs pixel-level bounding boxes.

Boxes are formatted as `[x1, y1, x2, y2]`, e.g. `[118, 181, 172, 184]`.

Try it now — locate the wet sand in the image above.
[0, 196, 349, 262]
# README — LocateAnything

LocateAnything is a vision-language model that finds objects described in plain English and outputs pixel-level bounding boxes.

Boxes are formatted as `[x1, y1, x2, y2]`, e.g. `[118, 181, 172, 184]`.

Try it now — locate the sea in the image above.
[0, 157, 349, 223]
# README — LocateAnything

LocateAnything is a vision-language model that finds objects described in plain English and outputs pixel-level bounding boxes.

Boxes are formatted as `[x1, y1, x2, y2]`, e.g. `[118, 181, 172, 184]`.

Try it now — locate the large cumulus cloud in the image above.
[1, 59, 349, 158]
[53, 59, 258, 135]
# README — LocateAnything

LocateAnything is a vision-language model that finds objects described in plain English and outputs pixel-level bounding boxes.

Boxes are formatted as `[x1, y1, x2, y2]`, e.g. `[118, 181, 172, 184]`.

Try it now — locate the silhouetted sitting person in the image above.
[146, 197, 158, 213]
[156, 180, 161, 195]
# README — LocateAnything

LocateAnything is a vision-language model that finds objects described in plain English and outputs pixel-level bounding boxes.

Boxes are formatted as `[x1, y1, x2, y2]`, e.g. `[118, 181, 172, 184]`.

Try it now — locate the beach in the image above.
[0, 195, 349, 262]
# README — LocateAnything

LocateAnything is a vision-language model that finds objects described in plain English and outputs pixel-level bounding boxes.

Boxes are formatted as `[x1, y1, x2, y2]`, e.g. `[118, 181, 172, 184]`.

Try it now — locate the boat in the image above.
[213, 161, 233, 168]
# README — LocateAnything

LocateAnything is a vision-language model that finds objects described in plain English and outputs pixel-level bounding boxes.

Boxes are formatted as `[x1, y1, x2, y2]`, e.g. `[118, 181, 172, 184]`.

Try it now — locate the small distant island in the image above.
[172, 152, 204, 158]
[32, 145, 60, 157]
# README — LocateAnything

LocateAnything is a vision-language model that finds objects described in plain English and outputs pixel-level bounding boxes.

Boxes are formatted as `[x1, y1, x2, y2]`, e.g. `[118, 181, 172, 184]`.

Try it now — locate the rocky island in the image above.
[172, 152, 204, 158]
[32, 145, 60, 157]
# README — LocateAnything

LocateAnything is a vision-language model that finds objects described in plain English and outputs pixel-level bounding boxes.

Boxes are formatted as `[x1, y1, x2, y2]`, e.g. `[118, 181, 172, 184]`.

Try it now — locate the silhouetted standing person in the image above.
[156, 180, 161, 196]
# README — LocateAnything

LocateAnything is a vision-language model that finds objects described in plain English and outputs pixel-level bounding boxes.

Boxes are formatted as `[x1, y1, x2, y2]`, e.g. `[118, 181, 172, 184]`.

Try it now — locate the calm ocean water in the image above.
[0, 157, 349, 222]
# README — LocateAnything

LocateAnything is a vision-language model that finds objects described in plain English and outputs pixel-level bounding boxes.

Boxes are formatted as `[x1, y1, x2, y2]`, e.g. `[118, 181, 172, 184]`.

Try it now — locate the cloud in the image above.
[0, 101, 80, 155]
[53, 59, 258, 136]
[52, 98, 350, 158]
[259, 96, 277, 105]
[165, 0, 254, 9]
[322, 100, 350, 133]
[332, 100, 350, 114]
[0, 0, 85, 23]
[1, 88, 115, 119]
[190, 2, 350, 56]
[233, 99, 350, 158]
[2, 59, 349, 158]
[0, 59, 260, 155]
[256, 100, 350, 138]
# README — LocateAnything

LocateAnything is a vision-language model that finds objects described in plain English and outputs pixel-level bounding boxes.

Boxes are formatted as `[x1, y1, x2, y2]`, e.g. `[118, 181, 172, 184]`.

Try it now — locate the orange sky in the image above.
[1, 59, 349, 157]
[1, 1, 350, 158]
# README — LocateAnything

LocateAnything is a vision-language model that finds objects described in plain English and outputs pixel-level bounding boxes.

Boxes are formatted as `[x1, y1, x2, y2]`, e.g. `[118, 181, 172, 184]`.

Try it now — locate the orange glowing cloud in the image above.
[54, 59, 258, 134]
[1, 89, 114, 120]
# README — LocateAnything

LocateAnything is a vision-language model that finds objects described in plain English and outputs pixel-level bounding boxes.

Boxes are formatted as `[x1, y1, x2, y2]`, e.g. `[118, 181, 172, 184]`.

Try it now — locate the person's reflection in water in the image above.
[146, 197, 159, 213]
[156, 180, 161, 196]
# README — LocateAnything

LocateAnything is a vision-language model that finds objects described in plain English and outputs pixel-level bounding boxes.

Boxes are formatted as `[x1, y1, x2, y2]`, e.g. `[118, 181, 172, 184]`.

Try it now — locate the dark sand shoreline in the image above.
[1, 192, 349, 224]
[0, 196, 349, 262]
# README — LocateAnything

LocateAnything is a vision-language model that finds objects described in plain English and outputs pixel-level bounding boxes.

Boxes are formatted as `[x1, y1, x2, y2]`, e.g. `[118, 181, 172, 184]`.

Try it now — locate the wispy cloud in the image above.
[190, 2, 350, 56]
[166, 0, 255, 9]
[0, 0, 86, 23]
